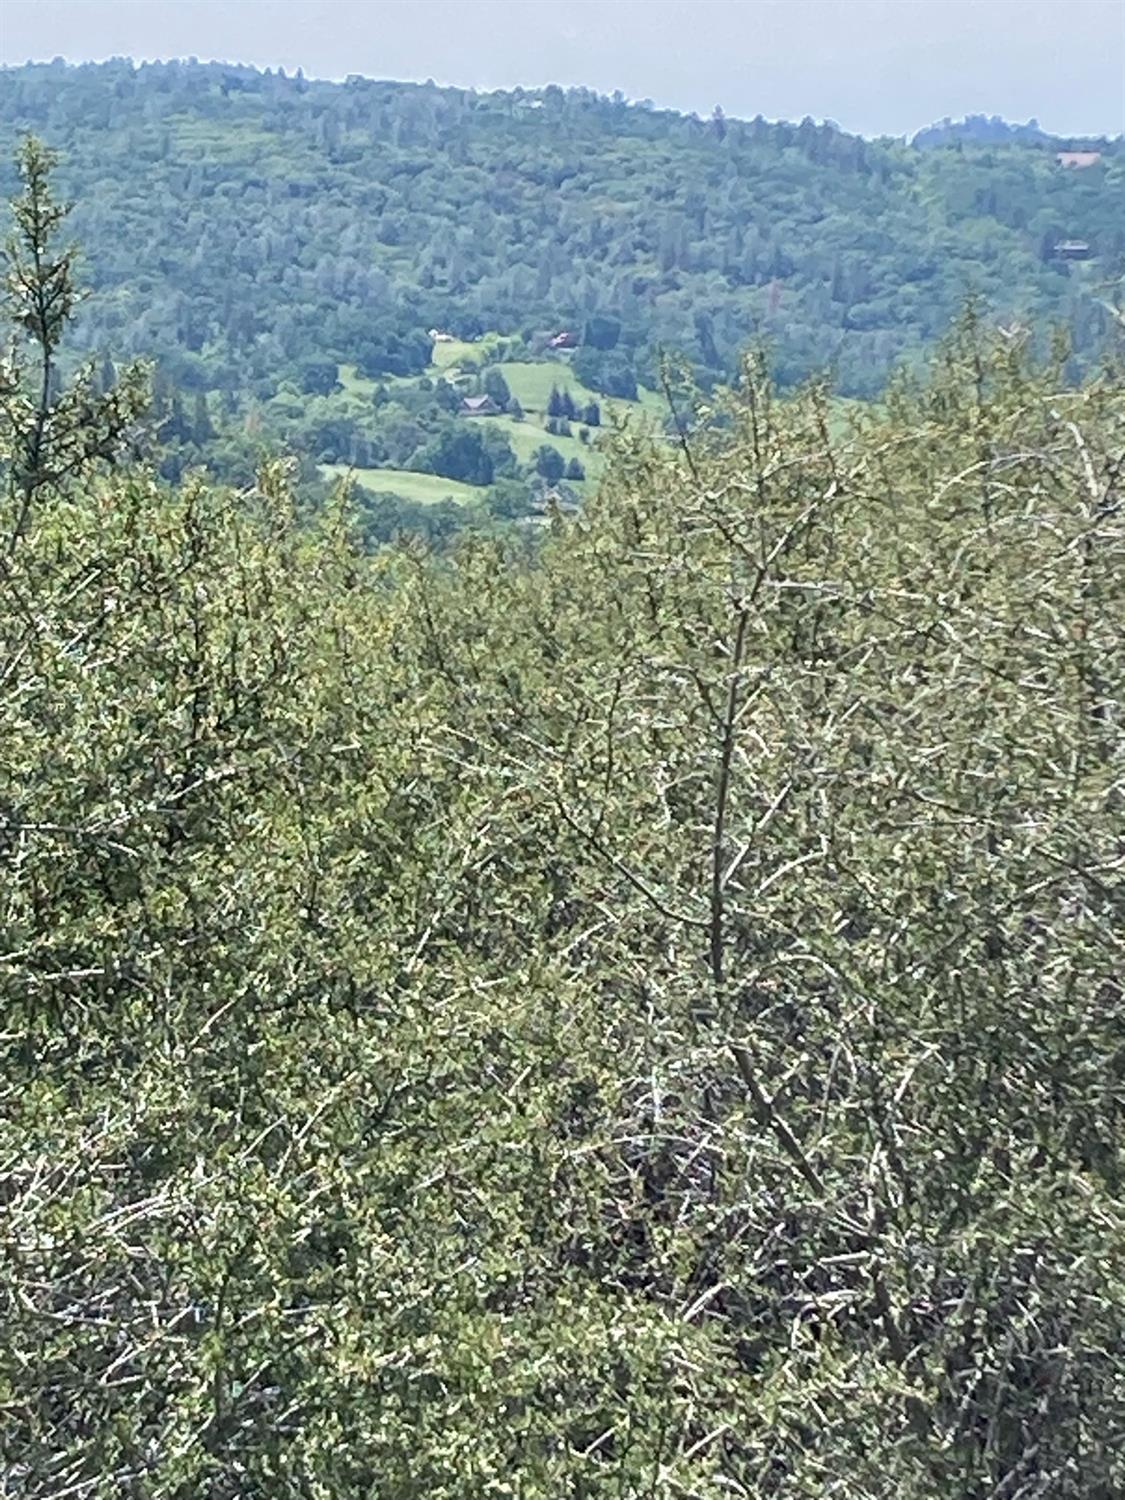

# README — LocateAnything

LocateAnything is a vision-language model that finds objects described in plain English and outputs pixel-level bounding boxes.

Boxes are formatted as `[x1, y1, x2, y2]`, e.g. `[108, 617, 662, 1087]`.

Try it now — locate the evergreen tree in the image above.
[534, 443, 565, 482]
[582, 314, 621, 351]
[192, 390, 214, 443]
[482, 367, 511, 410]
[0, 136, 147, 544]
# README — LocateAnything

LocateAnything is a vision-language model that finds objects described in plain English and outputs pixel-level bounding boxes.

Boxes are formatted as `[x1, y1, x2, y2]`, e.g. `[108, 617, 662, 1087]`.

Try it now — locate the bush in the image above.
[417, 420, 496, 484]
[298, 358, 342, 395]
[533, 443, 565, 483]
[7, 144, 1125, 1500]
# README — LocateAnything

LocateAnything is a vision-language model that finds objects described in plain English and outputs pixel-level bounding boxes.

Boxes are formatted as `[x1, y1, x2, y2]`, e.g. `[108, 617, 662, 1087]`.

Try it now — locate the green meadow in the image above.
[320, 463, 485, 505]
[330, 344, 669, 506]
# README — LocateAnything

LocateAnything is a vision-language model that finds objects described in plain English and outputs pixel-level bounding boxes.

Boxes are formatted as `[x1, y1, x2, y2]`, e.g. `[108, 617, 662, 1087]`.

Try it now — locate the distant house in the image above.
[428, 328, 456, 342]
[1054, 240, 1093, 260]
[1056, 151, 1101, 169]
[530, 486, 580, 515]
[460, 394, 501, 416]
[549, 330, 579, 350]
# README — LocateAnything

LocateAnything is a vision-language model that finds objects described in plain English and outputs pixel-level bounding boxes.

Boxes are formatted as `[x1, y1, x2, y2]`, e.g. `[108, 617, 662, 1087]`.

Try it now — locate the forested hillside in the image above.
[3, 138, 1124, 1500]
[0, 59, 1121, 521]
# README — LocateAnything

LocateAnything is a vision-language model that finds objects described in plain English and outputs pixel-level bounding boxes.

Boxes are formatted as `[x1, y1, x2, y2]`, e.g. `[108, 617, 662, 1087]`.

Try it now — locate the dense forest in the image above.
[0, 59, 1122, 527]
[2, 135, 1123, 1499]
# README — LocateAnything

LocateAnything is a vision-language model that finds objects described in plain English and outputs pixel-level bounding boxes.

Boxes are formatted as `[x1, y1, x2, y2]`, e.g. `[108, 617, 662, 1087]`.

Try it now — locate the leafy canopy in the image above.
[2, 140, 1123, 1500]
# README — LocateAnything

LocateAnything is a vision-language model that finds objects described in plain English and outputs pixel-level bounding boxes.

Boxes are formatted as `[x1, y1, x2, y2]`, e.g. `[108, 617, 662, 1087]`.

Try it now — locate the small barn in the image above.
[460, 394, 501, 416]
[1053, 240, 1093, 260]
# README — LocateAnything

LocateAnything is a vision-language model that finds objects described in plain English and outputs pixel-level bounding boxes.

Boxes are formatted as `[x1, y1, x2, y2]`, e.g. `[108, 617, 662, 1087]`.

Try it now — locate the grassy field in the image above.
[320, 464, 484, 505]
[486, 414, 601, 483]
[340, 356, 665, 419]
[498, 360, 669, 431]
[337, 364, 417, 396]
[623, 385, 668, 423]
[493, 361, 595, 412]
[330, 348, 668, 502]
[429, 338, 481, 372]
[337, 364, 373, 397]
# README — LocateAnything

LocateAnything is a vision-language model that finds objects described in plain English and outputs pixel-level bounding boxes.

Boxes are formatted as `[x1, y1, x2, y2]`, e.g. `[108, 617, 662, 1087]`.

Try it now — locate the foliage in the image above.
[0, 135, 148, 529]
[482, 367, 512, 411]
[0, 60, 1121, 437]
[417, 419, 512, 485]
[298, 358, 342, 395]
[583, 314, 622, 351]
[534, 441, 566, 482]
[573, 346, 641, 400]
[2, 131, 1124, 1500]
[0, 64, 1119, 533]
[912, 114, 1051, 148]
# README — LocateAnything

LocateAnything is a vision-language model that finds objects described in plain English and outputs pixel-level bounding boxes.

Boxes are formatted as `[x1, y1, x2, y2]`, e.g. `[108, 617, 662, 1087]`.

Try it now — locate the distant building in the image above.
[1053, 240, 1093, 260]
[460, 394, 501, 416]
[428, 328, 456, 342]
[549, 330, 579, 350]
[530, 486, 580, 515]
[1056, 151, 1101, 169]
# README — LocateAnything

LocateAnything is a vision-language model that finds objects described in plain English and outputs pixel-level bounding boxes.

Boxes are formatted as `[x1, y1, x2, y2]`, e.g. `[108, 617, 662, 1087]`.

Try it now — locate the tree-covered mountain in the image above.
[911, 114, 1054, 148]
[0, 58, 1121, 412]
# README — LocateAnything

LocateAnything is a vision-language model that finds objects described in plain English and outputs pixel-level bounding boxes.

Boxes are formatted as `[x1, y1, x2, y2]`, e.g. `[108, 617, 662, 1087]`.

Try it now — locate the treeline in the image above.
[3, 138, 1124, 1500]
[0, 58, 1121, 412]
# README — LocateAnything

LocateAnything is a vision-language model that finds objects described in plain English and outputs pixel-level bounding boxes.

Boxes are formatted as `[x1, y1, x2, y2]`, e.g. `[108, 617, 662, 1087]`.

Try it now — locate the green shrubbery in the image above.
[3, 141, 1123, 1500]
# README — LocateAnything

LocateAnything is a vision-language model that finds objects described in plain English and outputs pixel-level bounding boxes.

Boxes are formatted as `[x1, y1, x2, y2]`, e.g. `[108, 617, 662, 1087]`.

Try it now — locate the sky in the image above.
[1, 0, 1122, 139]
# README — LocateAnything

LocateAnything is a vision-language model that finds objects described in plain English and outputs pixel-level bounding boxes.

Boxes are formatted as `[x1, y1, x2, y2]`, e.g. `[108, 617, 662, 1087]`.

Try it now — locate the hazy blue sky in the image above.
[2, 0, 1122, 138]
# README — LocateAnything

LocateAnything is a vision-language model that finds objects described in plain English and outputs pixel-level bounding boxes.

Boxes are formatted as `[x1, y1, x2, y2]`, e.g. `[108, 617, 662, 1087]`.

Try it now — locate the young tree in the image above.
[192, 389, 215, 443]
[0, 137, 148, 548]
[482, 366, 511, 410]
[534, 442, 565, 483]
